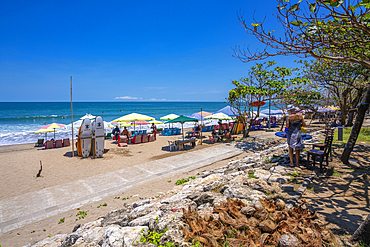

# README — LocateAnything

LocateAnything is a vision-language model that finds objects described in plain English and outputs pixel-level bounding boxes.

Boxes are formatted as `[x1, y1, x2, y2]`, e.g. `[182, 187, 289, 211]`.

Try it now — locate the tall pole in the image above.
[200, 108, 203, 145]
[70, 76, 74, 157]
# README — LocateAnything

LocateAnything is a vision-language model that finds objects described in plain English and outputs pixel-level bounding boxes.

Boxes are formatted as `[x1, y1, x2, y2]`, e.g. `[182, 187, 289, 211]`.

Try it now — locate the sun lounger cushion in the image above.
[45, 140, 54, 149]
[54, 140, 63, 148]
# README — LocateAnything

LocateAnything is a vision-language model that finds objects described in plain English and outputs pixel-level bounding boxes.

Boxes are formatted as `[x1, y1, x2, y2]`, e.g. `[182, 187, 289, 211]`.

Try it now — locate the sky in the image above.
[0, 0, 299, 102]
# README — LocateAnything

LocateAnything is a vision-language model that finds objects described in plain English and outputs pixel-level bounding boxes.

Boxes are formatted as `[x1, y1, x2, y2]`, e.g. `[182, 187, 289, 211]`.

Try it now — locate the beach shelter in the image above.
[149, 120, 163, 124]
[205, 112, 235, 121]
[160, 114, 179, 129]
[132, 120, 150, 130]
[213, 106, 238, 117]
[188, 113, 204, 121]
[112, 113, 155, 131]
[196, 111, 212, 117]
[38, 123, 66, 140]
[165, 115, 198, 140]
[34, 128, 56, 140]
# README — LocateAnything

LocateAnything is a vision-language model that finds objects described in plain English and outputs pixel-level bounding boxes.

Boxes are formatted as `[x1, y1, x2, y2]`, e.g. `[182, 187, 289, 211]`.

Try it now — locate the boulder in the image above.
[244, 178, 281, 194]
[101, 226, 125, 247]
[120, 226, 149, 247]
[101, 209, 130, 227]
[161, 193, 188, 204]
[269, 165, 296, 175]
[223, 186, 266, 201]
[29, 234, 68, 247]
[61, 234, 81, 247]
[159, 229, 187, 247]
[188, 192, 215, 206]
[254, 169, 290, 184]
[278, 233, 299, 247]
[128, 210, 163, 227]
[160, 198, 196, 212]
[77, 226, 109, 244]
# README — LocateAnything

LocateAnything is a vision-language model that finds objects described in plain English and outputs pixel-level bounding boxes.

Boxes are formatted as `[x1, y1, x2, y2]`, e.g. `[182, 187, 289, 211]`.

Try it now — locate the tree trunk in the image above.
[280, 116, 286, 131]
[341, 85, 370, 163]
[346, 87, 365, 127]
[350, 213, 370, 244]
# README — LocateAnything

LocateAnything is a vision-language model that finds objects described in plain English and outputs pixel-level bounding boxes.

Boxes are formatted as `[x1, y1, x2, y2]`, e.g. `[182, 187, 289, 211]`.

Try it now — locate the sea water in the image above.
[0, 102, 277, 146]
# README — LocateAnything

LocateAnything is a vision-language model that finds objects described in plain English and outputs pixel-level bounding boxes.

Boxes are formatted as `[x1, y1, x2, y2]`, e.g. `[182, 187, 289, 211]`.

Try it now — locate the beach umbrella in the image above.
[132, 120, 150, 130]
[112, 113, 155, 131]
[188, 113, 204, 121]
[149, 120, 163, 124]
[327, 106, 340, 111]
[196, 111, 212, 117]
[213, 106, 238, 117]
[166, 115, 198, 140]
[160, 114, 179, 129]
[38, 122, 66, 140]
[205, 112, 235, 121]
[249, 101, 266, 107]
[34, 129, 56, 140]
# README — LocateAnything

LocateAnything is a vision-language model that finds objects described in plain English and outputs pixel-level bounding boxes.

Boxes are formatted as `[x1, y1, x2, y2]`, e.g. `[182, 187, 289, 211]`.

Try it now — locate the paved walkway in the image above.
[0, 137, 276, 235]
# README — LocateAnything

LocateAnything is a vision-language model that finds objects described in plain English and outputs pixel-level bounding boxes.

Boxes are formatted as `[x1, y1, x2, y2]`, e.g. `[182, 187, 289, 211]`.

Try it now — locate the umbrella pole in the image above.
[200, 108, 202, 145]
[182, 123, 184, 140]
[54, 128, 56, 140]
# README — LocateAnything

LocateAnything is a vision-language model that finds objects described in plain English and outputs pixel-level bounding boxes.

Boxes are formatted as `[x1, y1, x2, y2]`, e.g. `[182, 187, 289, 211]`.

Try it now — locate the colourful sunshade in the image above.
[39, 123, 66, 129]
[112, 113, 155, 122]
[34, 129, 56, 134]
[205, 113, 235, 120]
[160, 114, 179, 120]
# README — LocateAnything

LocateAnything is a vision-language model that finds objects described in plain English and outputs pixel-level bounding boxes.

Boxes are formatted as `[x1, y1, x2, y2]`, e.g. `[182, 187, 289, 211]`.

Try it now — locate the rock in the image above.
[254, 169, 291, 184]
[250, 198, 264, 210]
[282, 184, 294, 192]
[244, 178, 282, 194]
[61, 234, 81, 247]
[30, 234, 68, 247]
[133, 243, 157, 247]
[223, 186, 266, 201]
[160, 198, 196, 212]
[72, 224, 81, 233]
[275, 199, 286, 211]
[101, 209, 130, 227]
[241, 206, 256, 216]
[158, 229, 186, 247]
[76, 226, 109, 244]
[80, 219, 103, 230]
[342, 174, 354, 179]
[269, 165, 296, 175]
[212, 195, 228, 206]
[278, 233, 299, 247]
[101, 226, 124, 247]
[188, 192, 215, 206]
[161, 193, 188, 204]
[120, 226, 149, 247]
[259, 219, 276, 232]
[128, 210, 163, 227]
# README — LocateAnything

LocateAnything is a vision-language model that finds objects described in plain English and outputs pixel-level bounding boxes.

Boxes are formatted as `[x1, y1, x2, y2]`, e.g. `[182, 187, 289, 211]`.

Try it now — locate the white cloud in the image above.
[114, 96, 142, 100]
[148, 98, 167, 101]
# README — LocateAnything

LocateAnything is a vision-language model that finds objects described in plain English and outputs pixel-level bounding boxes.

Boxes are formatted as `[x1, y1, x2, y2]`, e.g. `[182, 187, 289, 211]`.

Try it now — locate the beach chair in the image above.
[208, 135, 216, 144]
[35, 139, 44, 147]
[105, 133, 112, 139]
[168, 140, 177, 151]
[118, 135, 128, 147]
[141, 134, 149, 143]
[54, 139, 63, 148]
[45, 140, 54, 149]
[62, 138, 70, 147]
[131, 135, 142, 144]
[306, 135, 333, 173]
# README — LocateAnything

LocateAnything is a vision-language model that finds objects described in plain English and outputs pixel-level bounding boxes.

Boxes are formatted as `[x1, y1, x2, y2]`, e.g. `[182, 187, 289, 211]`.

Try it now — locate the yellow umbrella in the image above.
[112, 113, 154, 131]
[38, 122, 66, 140]
[34, 129, 56, 140]
[327, 106, 340, 110]
[149, 120, 163, 124]
[160, 113, 179, 120]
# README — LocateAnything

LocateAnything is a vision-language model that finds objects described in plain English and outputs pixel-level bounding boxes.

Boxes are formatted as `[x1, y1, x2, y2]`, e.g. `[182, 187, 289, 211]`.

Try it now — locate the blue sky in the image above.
[0, 0, 298, 102]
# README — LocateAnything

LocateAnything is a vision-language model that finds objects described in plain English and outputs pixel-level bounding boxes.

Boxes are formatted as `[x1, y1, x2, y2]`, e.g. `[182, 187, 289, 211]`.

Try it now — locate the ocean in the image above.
[0, 102, 277, 146]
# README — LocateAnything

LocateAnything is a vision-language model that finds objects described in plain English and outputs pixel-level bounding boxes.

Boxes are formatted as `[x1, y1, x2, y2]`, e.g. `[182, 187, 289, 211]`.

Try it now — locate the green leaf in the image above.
[291, 21, 302, 26]
[251, 23, 261, 27]
[289, 4, 299, 11]
[309, 3, 317, 13]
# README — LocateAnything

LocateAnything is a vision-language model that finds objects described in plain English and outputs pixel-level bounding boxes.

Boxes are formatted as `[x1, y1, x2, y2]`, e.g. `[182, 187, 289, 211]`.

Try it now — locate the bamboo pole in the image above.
[70, 76, 74, 157]
[200, 108, 203, 145]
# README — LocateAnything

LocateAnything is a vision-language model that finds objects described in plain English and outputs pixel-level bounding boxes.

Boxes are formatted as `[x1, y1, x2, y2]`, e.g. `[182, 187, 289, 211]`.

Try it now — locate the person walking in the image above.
[286, 105, 306, 167]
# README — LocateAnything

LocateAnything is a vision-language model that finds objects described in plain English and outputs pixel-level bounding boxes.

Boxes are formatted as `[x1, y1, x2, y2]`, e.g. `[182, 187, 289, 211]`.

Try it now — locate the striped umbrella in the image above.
[38, 123, 66, 139]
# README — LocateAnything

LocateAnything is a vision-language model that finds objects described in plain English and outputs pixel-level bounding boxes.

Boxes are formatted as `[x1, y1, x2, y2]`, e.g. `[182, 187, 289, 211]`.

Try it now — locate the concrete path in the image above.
[0, 138, 274, 235]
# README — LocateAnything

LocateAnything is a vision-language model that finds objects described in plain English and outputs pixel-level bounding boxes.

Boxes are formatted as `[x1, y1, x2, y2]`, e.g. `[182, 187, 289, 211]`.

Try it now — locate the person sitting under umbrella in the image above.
[112, 125, 120, 142]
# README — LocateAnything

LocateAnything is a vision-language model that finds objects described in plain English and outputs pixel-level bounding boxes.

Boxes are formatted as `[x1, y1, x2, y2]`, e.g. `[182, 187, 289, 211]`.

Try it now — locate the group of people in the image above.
[111, 123, 157, 143]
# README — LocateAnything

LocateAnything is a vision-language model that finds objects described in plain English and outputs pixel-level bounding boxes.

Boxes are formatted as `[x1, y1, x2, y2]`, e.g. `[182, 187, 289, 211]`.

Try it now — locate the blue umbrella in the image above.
[188, 113, 204, 121]
[213, 106, 239, 117]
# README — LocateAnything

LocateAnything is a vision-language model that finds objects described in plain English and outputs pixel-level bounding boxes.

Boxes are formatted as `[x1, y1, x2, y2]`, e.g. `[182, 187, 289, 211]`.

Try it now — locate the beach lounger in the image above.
[54, 139, 63, 148]
[148, 134, 156, 142]
[141, 134, 149, 143]
[35, 139, 44, 147]
[62, 138, 70, 147]
[208, 136, 216, 144]
[45, 140, 54, 149]
[118, 135, 128, 147]
[131, 135, 142, 144]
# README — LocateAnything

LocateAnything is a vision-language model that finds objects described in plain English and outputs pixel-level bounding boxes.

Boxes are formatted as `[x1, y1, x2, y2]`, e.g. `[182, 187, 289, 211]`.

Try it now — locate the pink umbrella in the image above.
[132, 120, 149, 130]
[38, 123, 66, 140]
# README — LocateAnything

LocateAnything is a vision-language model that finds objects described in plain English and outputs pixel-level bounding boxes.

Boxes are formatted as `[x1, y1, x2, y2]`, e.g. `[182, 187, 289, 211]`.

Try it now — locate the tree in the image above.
[234, 0, 370, 165]
[228, 61, 307, 136]
[300, 59, 369, 125]
[234, 1, 370, 242]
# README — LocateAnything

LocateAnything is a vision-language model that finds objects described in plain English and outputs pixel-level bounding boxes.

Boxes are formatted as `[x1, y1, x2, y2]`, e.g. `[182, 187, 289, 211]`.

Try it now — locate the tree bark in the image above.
[350, 213, 370, 244]
[346, 88, 365, 127]
[341, 85, 370, 163]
